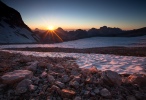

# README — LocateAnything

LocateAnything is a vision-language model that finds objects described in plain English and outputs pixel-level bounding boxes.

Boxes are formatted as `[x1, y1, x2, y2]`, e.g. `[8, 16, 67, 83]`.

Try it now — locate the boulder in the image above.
[1, 70, 33, 84]
[127, 74, 146, 87]
[100, 70, 122, 86]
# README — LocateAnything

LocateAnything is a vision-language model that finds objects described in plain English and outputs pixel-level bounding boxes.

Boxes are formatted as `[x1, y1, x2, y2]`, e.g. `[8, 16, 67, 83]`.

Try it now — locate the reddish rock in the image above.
[1, 70, 33, 84]
[61, 89, 76, 98]
[41, 71, 47, 78]
[127, 74, 146, 87]
[85, 76, 92, 83]
[88, 66, 98, 74]
[100, 70, 122, 86]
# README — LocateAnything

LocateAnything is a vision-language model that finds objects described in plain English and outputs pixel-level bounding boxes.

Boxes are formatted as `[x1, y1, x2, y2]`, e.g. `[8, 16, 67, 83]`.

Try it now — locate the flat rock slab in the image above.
[1, 70, 33, 84]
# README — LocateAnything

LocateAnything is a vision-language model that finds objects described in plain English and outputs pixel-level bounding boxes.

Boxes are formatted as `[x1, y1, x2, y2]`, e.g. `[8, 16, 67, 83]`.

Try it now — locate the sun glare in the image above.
[48, 25, 55, 30]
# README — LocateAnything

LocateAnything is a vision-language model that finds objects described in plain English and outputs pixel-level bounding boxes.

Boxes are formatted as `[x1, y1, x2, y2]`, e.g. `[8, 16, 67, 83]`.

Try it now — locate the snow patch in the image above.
[2, 50, 146, 74]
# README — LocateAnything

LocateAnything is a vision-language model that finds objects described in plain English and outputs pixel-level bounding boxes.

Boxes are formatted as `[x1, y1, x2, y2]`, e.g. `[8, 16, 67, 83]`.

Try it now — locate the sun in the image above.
[47, 25, 55, 30]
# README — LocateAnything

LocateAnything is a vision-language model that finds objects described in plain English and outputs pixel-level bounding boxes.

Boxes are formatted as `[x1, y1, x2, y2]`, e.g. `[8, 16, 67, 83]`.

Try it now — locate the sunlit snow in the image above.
[2, 50, 146, 74]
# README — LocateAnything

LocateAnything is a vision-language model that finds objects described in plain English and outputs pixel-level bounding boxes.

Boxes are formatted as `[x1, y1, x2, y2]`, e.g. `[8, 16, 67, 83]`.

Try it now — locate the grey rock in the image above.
[16, 79, 32, 94]
[55, 81, 65, 88]
[94, 88, 100, 94]
[25, 61, 38, 72]
[69, 81, 79, 89]
[100, 88, 111, 98]
[100, 70, 122, 86]
[47, 74, 55, 84]
[62, 75, 70, 83]
[74, 96, 81, 100]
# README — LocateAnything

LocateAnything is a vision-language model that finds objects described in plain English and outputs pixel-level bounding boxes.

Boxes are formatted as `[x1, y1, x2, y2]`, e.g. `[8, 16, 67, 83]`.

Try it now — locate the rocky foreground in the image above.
[0, 51, 146, 100]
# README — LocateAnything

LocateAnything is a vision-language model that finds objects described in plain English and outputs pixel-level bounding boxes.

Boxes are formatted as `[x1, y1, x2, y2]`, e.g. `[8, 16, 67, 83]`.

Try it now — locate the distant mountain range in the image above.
[34, 26, 146, 43]
[0, 1, 146, 44]
[0, 1, 39, 43]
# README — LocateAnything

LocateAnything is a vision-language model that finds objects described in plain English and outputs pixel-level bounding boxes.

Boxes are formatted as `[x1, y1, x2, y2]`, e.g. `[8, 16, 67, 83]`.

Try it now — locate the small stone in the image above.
[41, 71, 47, 78]
[85, 76, 92, 83]
[1, 70, 33, 84]
[50, 85, 61, 94]
[69, 81, 79, 89]
[74, 96, 81, 100]
[84, 90, 90, 97]
[55, 81, 65, 88]
[89, 66, 98, 74]
[25, 61, 38, 72]
[127, 95, 137, 100]
[16, 79, 32, 94]
[47, 74, 55, 84]
[16, 87, 27, 94]
[100, 88, 111, 98]
[61, 89, 76, 98]
[94, 88, 99, 94]
[72, 76, 81, 82]
[29, 84, 37, 91]
[32, 76, 40, 85]
[71, 70, 79, 76]
[90, 91, 96, 96]
[62, 75, 70, 83]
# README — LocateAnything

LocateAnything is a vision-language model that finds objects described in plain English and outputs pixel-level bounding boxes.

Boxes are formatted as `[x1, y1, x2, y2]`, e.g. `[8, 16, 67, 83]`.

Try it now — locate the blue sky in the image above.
[2, 0, 146, 30]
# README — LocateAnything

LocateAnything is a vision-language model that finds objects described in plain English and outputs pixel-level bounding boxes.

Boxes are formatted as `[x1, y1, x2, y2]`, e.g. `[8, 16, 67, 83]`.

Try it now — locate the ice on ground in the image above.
[1, 36, 146, 49]
[3, 50, 146, 74]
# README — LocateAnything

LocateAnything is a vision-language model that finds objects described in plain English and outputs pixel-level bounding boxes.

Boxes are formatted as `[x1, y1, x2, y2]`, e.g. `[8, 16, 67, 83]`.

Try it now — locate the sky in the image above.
[2, 0, 146, 30]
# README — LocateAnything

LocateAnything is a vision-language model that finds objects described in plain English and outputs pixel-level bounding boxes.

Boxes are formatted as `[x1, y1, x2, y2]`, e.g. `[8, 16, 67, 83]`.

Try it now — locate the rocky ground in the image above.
[6, 46, 146, 57]
[0, 51, 146, 100]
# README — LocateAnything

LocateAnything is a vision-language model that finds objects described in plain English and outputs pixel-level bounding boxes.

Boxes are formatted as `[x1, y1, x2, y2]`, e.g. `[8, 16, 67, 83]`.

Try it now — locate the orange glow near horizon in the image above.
[47, 25, 55, 30]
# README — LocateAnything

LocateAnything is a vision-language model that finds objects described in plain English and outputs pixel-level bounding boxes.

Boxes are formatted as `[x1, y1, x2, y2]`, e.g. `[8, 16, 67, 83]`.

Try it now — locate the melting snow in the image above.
[2, 50, 146, 74]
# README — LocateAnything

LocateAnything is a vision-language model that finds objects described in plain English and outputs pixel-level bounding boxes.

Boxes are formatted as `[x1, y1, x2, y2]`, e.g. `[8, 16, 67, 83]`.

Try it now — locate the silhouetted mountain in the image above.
[118, 27, 146, 37]
[0, 1, 39, 43]
[34, 26, 146, 43]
